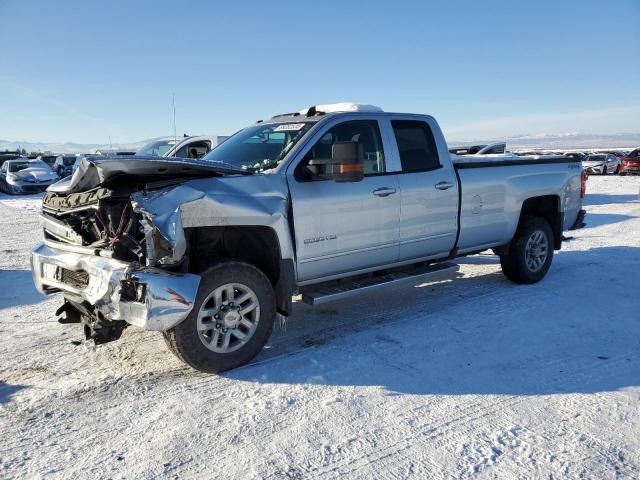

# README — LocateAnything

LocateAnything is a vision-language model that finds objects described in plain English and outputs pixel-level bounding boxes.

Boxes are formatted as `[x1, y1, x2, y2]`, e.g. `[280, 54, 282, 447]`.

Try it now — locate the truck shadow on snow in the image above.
[580, 212, 636, 229]
[0, 269, 44, 309]
[228, 246, 640, 396]
[583, 192, 638, 206]
[0, 381, 28, 404]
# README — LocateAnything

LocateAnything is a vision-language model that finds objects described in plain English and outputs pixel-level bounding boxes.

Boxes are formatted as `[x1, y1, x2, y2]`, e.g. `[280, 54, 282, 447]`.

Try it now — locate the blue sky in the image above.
[1, 0, 638, 143]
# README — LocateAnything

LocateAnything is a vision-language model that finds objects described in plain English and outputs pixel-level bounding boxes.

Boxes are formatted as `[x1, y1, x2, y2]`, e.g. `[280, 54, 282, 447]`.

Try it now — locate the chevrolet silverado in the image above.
[31, 103, 587, 372]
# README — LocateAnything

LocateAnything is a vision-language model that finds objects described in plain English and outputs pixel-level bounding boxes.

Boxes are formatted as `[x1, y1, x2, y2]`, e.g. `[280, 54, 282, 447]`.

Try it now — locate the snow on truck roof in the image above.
[298, 103, 383, 115]
[269, 103, 384, 121]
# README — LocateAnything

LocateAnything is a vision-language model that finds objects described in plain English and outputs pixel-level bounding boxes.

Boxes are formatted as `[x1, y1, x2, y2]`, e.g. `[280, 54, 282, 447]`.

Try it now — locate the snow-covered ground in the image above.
[0, 177, 639, 479]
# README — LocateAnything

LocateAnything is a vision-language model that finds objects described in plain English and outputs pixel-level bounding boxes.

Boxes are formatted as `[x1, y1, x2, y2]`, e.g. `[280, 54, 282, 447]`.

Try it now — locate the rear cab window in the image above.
[391, 120, 440, 172]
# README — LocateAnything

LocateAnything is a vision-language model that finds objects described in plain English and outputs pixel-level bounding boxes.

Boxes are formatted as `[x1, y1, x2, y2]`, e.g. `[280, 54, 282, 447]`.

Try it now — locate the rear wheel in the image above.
[163, 261, 276, 373]
[499, 216, 554, 284]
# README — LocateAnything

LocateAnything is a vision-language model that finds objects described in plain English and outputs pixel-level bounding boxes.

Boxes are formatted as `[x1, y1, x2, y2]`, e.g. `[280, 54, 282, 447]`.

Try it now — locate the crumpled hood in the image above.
[12, 168, 58, 183]
[47, 155, 248, 194]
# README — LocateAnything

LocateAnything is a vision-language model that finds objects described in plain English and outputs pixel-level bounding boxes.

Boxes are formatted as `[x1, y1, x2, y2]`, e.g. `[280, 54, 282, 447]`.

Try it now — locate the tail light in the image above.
[580, 170, 587, 198]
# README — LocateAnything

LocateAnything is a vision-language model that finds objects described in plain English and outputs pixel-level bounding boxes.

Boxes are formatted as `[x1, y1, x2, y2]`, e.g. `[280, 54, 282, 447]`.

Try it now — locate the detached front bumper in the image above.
[31, 243, 200, 331]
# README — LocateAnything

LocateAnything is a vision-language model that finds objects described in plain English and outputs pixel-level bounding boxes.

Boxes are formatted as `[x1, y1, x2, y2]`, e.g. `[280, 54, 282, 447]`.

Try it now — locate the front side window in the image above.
[175, 141, 211, 159]
[391, 120, 440, 172]
[8, 162, 29, 173]
[203, 122, 314, 172]
[296, 120, 385, 181]
[137, 140, 177, 156]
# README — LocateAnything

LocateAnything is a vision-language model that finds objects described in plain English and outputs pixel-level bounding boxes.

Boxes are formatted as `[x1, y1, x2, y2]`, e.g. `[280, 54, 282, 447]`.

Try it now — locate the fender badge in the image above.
[304, 235, 337, 245]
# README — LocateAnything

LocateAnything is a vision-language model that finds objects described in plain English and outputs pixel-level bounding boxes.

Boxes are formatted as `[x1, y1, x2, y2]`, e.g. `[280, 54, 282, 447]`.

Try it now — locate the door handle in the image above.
[372, 187, 397, 197]
[434, 181, 455, 190]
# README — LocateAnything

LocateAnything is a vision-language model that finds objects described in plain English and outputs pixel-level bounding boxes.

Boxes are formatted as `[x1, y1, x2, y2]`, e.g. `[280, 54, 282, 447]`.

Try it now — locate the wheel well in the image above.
[185, 226, 281, 284]
[519, 195, 563, 249]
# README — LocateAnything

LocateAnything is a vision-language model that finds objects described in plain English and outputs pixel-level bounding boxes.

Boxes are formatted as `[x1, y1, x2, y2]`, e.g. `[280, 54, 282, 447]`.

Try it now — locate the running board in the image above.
[299, 262, 459, 306]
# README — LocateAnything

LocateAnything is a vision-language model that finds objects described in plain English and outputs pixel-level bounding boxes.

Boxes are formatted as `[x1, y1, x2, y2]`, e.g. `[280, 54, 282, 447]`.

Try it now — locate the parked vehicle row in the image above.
[448, 144, 639, 176]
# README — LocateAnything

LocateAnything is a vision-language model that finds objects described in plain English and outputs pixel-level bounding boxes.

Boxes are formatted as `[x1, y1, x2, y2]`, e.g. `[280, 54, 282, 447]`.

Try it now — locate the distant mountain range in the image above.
[0, 138, 150, 154]
[446, 132, 640, 150]
[2, 132, 639, 154]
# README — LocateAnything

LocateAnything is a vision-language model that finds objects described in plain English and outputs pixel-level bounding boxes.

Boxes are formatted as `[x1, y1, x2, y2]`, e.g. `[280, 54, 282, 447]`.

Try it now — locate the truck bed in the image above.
[452, 155, 583, 254]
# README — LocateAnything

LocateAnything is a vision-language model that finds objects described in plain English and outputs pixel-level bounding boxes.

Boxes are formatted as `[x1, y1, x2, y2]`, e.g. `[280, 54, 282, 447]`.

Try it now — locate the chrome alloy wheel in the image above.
[196, 283, 260, 353]
[524, 230, 549, 272]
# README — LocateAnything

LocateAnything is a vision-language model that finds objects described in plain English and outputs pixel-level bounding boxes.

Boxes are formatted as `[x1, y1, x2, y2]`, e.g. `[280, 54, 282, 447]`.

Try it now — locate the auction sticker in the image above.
[274, 123, 305, 132]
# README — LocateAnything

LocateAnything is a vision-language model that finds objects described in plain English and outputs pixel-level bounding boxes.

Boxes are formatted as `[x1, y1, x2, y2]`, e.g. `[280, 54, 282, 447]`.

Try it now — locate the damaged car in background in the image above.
[32, 103, 586, 373]
[0, 158, 60, 194]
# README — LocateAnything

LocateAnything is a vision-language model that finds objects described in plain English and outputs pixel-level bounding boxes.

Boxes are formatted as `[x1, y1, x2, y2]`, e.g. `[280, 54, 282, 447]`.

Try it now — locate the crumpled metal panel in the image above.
[133, 174, 295, 266]
[31, 243, 201, 331]
[131, 185, 206, 265]
[48, 155, 246, 194]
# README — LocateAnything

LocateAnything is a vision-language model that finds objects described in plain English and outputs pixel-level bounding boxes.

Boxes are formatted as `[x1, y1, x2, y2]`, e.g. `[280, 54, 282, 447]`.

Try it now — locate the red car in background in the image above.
[619, 148, 640, 175]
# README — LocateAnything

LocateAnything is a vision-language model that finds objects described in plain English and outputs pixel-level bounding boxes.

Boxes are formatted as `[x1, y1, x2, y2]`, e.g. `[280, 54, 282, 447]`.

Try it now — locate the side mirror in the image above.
[330, 141, 364, 183]
[306, 141, 365, 182]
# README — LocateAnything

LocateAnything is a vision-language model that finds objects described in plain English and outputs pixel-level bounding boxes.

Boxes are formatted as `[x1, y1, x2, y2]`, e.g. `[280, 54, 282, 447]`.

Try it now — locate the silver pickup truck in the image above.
[31, 104, 587, 373]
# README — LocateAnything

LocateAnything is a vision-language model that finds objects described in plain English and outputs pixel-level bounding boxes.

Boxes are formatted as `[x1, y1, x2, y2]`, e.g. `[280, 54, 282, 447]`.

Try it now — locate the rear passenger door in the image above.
[389, 119, 459, 261]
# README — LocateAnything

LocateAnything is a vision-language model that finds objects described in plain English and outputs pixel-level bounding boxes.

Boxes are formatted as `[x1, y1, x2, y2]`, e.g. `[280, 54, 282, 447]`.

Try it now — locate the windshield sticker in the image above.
[273, 123, 306, 132]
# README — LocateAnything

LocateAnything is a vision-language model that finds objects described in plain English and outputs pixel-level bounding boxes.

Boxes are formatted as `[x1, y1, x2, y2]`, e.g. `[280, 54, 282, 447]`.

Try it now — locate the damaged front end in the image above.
[32, 155, 245, 343]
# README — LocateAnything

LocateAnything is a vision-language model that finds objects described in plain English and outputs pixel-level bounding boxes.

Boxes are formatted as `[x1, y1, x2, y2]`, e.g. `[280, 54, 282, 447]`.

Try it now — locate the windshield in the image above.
[202, 122, 314, 172]
[8, 162, 30, 172]
[587, 155, 605, 161]
[136, 140, 177, 157]
[61, 156, 76, 166]
[28, 160, 50, 169]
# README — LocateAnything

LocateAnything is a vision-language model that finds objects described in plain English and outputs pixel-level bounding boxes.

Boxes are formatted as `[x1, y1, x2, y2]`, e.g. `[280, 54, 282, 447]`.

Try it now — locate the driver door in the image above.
[287, 119, 400, 283]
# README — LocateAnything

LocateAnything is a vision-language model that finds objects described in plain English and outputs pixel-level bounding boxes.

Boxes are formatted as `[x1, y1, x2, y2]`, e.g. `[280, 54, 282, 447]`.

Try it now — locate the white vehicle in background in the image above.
[582, 153, 620, 175]
[136, 135, 229, 160]
[448, 142, 507, 156]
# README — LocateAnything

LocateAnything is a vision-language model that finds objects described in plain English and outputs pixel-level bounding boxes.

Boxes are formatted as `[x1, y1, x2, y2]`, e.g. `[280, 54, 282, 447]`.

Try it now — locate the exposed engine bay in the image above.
[40, 155, 245, 264]
[42, 187, 145, 263]
[36, 155, 245, 343]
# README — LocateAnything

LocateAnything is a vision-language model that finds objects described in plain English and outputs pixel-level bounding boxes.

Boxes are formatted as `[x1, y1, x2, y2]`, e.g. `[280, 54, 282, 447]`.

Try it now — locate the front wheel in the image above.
[499, 216, 554, 284]
[163, 261, 276, 373]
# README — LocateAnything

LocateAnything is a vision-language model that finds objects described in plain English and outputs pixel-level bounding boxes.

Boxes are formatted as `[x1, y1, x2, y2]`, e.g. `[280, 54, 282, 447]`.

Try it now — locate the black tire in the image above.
[499, 216, 554, 284]
[163, 261, 276, 373]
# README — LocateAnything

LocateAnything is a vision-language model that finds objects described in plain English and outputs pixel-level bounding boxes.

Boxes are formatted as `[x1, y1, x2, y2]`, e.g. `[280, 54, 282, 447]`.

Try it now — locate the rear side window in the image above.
[391, 120, 440, 172]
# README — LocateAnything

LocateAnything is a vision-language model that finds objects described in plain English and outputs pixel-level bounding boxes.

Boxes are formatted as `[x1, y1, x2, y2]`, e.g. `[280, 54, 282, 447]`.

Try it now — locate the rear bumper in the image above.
[620, 164, 640, 174]
[569, 209, 586, 230]
[31, 243, 200, 331]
